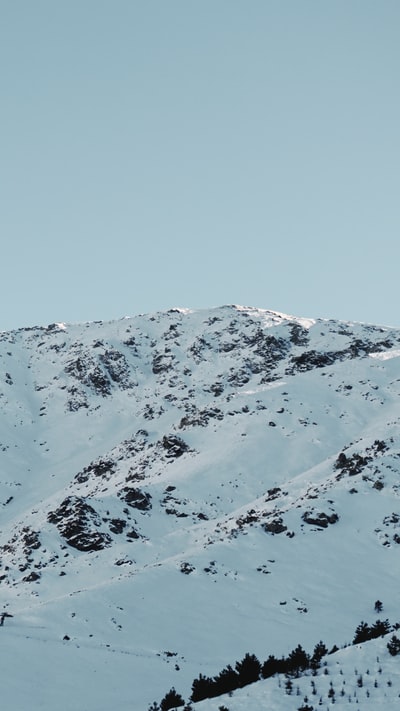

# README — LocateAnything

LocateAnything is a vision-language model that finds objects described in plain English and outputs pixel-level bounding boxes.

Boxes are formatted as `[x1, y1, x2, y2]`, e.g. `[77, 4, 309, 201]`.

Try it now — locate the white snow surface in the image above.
[370, 348, 400, 360]
[0, 305, 399, 709]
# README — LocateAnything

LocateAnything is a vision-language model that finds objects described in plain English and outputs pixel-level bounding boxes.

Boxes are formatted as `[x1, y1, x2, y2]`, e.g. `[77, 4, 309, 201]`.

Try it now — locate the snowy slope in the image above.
[0, 305, 400, 710]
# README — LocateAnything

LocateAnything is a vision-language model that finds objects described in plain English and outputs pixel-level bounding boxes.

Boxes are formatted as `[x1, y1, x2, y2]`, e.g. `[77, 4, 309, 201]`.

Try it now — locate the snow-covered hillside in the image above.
[1, 305, 400, 710]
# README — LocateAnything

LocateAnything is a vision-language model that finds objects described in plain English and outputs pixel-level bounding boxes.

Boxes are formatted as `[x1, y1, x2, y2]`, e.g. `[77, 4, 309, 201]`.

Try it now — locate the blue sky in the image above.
[1, 1, 399, 330]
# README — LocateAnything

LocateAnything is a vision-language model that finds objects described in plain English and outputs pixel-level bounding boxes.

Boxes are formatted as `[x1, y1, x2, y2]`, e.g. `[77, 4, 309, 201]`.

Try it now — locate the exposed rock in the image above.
[334, 451, 371, 476]
[263, 518, 287, 534]
[23, 571, 41, 582]
[179, 407, 224, 429]
[180, 562, 195, 574]
[288, 350, 342, 373]
[48, 496, 112, 551]
[302, 511, 339, 528]
[99, 349, 133, 387]
[162, 435, 190, 458]
[152, 352, 175, 374]
[119, 487, 152, 511]
[109, 518, 127, 534]
[21, 527, 41, 554]
[65, 354, 112, 396]
[75, 458, 117, 484]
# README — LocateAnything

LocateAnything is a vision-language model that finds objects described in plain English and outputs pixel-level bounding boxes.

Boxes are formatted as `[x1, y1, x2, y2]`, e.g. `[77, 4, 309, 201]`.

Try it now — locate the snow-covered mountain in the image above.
[1, 305, 400, 710]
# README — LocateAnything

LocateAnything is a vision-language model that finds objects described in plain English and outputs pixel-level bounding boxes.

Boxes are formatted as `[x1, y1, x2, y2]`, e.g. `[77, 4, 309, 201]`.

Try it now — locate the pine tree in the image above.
[387, 634, 400, 656]
[311, 641, 328, 669]
[287, 644, 310, 673]
[262, 654, 288, 677]
[285, 678, 293, 695]
[190, 674, 214, 703]
[235, 652, 261, 687]
[160, 687, 185, 711]
[213, 665, 239, 695]
[370, 618, 391, 638]
[353, 621, 371, 644]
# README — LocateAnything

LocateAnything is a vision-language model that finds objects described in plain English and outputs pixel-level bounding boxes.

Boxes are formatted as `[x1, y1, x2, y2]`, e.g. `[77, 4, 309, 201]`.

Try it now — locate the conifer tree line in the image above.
[149, 614, 399, 710]
[189, 643, 326, 704]
[352, 618, 392, 644]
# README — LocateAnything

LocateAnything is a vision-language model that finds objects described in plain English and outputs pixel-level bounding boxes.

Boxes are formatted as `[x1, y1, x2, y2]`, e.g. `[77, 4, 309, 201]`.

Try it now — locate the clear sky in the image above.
[1, 1, 399, 331]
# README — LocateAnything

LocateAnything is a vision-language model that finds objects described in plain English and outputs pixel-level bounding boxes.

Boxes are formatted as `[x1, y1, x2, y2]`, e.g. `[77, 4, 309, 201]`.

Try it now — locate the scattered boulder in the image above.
[302, 511, 339, 528]
[119, 487, 152, 511]
[263, 518, 287, 534]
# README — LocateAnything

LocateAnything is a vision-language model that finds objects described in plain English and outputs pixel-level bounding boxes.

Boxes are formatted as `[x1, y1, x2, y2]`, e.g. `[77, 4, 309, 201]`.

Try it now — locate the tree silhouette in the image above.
[387, 635, 400, 656]
[213, 664, 239, 695]
[310, 641, 328, 669]
[370, 619, 391, 638]
[353, 621, 371, 644]
[160, 687, 185, 711]
[262, 655, 282, 678]
[287, 644, 310, 673]
[235, 652, 261, 687]
[190, 674, 214, 703]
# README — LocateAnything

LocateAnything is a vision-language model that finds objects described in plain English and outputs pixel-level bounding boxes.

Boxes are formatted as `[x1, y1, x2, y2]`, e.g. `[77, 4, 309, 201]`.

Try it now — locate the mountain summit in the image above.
[1, 305, 400, 709]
